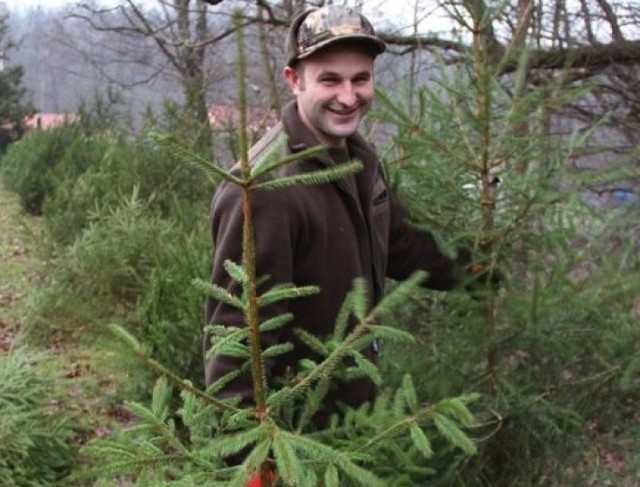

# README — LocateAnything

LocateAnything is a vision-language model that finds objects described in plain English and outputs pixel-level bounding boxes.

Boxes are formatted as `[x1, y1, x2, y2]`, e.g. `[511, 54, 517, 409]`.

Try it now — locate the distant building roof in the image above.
[208, 104, 278, 132]
[24, 112, 76, 130]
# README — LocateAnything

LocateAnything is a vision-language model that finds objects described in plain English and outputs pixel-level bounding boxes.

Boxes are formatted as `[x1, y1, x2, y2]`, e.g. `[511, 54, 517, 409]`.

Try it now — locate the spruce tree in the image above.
[0, 11, 33, 155]
[373, 3, 640, 485]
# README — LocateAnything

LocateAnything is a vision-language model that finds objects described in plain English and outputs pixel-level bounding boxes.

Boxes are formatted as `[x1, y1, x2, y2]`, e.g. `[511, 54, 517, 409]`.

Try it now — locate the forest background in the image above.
[0, 0, 639, 486]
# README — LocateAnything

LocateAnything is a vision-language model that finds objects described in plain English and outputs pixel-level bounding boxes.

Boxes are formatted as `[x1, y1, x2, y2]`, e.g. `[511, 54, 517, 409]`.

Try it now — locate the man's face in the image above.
[284, 44, 375, 147]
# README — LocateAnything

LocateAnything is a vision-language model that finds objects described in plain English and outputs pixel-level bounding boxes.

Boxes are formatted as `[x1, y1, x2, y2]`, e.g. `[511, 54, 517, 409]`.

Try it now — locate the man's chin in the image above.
[327, 123, 359, 139]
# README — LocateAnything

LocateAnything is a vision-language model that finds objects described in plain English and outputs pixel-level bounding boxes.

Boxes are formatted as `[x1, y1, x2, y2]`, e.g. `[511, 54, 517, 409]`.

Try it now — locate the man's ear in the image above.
[283, 66, 301, 94]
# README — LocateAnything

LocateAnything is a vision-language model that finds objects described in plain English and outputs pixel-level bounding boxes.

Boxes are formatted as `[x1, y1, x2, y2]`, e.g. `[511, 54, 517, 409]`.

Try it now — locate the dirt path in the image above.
[0, 183, 43, 352]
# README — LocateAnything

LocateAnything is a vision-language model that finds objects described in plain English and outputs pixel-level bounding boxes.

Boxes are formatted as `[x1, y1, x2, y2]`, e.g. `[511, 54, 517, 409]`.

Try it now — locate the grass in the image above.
[0, 182, 42, 350]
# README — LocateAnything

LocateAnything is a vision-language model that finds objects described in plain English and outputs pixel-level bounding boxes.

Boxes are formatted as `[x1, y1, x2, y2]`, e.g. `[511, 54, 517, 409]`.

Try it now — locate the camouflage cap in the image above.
[285, 6, 386, 67]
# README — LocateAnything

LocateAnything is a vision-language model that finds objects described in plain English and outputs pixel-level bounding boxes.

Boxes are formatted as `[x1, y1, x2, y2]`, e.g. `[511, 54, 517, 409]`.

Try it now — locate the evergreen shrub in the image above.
[0, 349, 76, 486]
[28, 192, 210, 392]
[41, 131, 209, 248]
[0, 123, 82, 215]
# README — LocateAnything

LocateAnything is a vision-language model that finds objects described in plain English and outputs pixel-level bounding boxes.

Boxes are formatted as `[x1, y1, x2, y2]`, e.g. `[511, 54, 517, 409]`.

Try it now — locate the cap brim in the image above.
[296, 34, 386, 62]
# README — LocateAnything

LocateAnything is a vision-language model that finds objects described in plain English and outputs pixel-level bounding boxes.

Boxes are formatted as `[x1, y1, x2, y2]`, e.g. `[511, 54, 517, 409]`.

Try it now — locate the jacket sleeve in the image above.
[203, 182, 296, 399]
[385, 187, 467, 290]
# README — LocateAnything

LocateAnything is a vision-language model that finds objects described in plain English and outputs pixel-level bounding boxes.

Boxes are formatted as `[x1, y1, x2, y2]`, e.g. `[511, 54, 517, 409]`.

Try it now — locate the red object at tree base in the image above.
[246, 469, 276, 487]
[246, 473, 262, 487]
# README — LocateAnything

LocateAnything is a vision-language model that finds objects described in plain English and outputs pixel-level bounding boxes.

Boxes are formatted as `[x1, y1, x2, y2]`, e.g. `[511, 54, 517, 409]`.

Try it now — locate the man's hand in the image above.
[457, 248, 503, 298]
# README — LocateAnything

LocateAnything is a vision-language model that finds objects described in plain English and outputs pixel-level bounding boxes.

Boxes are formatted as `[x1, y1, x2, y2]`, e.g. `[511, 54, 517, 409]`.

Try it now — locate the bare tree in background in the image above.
[70, 0, 261, 153]
[67, 0, 325, 155]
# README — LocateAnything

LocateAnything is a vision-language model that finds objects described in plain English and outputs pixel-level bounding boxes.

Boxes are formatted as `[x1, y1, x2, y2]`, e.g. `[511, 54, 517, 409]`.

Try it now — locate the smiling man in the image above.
[204, 5, 470, 427]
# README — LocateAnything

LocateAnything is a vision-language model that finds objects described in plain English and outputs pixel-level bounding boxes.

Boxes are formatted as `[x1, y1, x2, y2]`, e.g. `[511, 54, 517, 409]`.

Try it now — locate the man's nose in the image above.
[336, 82, 357, 106]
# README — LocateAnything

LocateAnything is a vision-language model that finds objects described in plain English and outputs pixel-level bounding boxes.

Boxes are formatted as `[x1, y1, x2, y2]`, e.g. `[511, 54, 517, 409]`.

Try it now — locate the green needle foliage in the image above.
[83, 320, 478, 486]
[0, 349, 76, 486]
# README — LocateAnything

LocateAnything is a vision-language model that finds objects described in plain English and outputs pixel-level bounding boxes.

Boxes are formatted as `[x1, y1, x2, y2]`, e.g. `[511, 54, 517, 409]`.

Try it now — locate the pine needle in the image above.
[192, 278, 244, 309]
[433, 413, 477, 455]
[255, 161, 362, 191]
[258, 283, 320, 307]
[410, 424, 434, 458]
[150, 132, 243, 186]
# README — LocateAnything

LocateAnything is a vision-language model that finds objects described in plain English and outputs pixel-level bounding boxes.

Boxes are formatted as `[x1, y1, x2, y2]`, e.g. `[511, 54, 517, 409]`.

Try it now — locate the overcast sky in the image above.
[1, 0, 131, 12]
[1, 0, 447, 36]
[3, 0, 67, 10]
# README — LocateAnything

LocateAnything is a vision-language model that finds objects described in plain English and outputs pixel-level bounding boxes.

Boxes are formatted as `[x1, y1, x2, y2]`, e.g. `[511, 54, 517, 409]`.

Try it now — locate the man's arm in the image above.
[385, 187, 468, 290]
